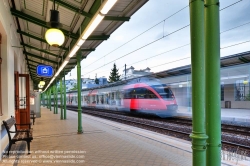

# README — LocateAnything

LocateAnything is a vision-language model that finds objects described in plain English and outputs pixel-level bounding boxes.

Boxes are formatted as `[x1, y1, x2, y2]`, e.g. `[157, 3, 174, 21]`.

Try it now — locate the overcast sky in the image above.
[66, 0, 250, 80]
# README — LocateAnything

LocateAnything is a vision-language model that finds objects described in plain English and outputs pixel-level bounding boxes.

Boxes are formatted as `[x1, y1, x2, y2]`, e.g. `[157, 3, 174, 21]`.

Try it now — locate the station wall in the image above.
[222, 83, 250, 109]
[0, 0, 33, 158]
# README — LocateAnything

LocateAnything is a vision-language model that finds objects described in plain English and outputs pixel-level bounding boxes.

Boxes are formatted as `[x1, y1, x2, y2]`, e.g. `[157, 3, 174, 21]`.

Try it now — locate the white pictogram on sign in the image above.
[42, 67, 48, 74]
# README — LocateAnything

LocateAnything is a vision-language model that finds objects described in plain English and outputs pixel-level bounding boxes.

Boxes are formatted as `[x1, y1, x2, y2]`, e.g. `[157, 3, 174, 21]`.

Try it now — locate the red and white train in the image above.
[53, 78, 178, 117]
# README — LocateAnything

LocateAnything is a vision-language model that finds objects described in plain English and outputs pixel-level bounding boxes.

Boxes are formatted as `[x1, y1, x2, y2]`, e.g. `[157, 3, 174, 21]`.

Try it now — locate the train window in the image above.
[124, 89, 132, 99]
[152, 85, 174, 99]
[135, 88, 146, 99]
[146, 89, 158, 99]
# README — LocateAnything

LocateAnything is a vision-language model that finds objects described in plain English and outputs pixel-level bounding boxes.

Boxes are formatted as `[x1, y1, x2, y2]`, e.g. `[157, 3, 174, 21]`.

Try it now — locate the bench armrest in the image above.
[9, 130, 17, 133]
[9, 130, 29, 133]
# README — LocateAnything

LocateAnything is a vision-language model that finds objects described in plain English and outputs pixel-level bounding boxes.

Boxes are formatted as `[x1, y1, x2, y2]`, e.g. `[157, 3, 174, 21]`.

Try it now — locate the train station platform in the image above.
[178, 106, 250, 123]
[1, 107, 249, 166]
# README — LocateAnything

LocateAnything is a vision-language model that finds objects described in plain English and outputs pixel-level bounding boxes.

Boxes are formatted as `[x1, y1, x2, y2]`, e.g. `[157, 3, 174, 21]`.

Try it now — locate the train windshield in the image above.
[151, 84, 175, 100]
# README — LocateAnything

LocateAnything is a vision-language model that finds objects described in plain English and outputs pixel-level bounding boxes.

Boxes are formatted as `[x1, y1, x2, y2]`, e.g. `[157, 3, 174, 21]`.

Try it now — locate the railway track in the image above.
[66, 105, 250, 156]
[167, 117, 250, 136]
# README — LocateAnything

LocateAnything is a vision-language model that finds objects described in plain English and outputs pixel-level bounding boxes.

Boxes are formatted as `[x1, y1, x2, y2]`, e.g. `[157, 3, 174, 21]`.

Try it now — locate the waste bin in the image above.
[225, 101, 231, 108]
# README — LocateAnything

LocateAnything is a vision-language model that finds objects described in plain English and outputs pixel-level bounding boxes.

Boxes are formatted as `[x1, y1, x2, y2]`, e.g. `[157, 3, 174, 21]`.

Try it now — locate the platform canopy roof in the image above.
[9, 0, 148, 90]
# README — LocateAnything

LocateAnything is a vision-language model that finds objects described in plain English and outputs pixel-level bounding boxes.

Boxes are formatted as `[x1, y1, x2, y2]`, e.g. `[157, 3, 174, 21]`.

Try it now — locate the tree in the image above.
[108, 63, 121, 83]
[70, 84, 77, 91]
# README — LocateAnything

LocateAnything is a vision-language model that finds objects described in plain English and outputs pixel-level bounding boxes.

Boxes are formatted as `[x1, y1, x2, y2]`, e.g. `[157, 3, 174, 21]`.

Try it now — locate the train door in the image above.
[81, 94, 84, 106]
[111, 92, 114, 105]
[74, 95, 77, 105]
[130, 88, 139, 111]
[96, 95, 99, 104]
[136, 87, 147, 111]
[100, 94, 104, 104]
[116, 90, 121, 106]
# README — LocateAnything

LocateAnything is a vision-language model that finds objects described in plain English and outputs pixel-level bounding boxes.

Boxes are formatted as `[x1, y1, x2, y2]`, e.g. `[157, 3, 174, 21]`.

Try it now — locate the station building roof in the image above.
[74, 50, 250, 92]
[154, 51, 250, 78]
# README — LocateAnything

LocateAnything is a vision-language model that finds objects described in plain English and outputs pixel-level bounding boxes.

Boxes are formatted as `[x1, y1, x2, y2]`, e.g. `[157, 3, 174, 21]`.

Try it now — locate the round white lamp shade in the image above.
[243, 80, 248, 85]
[45, 28, 65, 47]
[39, 80, 45, 86]
[38, 84, 44, 88]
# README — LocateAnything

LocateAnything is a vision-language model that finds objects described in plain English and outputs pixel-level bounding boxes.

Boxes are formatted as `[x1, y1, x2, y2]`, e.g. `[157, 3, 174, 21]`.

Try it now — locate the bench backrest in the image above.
[2, 116, 16, 142]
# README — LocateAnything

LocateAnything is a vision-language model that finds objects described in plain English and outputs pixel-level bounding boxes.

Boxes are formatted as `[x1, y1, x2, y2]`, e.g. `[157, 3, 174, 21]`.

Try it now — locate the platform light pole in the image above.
[77, 51, 83, 134]
[205, 0, 221, 165]
[60, 77, 63, 119]
[64, 70, 67, 119]
[189, 0, 208, 165]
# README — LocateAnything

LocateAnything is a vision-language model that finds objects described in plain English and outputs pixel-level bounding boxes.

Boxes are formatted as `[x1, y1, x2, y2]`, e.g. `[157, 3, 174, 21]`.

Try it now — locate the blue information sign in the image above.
[36, 65, 54, 77]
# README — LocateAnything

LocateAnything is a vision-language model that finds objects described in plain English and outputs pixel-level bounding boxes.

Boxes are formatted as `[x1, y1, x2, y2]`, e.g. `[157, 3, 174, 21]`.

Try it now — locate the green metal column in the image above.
[53, 83, 56, 114]
[189, 0, 208, 165]
[60, 77, 63, 119]
[55, 80, 58, 114]
[42, 93, 44, 106]
[46, 91, 49, 108]
[49, 87, 52, 111]
[205, 0, 221, 165]
[77, 52, 83, 134]
[64, 70, 67, 119]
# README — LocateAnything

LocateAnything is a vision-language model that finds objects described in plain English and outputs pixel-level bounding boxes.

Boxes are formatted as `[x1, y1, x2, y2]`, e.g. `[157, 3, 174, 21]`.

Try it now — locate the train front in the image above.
[123, 78, 178, 117]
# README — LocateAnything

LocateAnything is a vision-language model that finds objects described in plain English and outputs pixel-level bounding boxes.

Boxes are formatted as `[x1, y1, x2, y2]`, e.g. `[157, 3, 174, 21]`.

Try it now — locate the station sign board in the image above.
[36, 65, 53, 77]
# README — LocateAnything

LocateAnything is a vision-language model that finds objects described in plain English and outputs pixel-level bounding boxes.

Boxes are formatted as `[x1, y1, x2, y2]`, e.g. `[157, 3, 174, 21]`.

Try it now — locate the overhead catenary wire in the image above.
[220, 21, 250, 34]
[150, 57, 190, 69]
[221, 40, 250, 49]
[82, 5, 189, 70]
[81, 1, 247, 77]
[127, 43, 190, 67]
[84, 36, 250, 77]
[83, 16, 250, 76]
[82, 25, 190, 76]
[220, 0, 243, 11]
[83, 0, 243, 70]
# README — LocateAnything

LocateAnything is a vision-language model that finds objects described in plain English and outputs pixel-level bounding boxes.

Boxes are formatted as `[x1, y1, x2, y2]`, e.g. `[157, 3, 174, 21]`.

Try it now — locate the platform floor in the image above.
[178, 106, 250, 122]
[1, 107, 249, 166]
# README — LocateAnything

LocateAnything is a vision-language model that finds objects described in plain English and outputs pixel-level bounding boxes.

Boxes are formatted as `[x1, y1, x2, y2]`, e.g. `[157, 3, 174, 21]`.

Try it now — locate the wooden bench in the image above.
[2, 116, 33, 155]
[30, 110, 36, 125]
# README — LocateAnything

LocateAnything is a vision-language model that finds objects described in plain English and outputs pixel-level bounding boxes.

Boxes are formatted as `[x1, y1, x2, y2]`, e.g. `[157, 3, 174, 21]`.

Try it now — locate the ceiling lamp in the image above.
[243, 80, 248, 85]
[39, 79, 45, 86]
[45, 0, 65, 47]
[38, 84, 44, 88]
[39, 89, 42, 92]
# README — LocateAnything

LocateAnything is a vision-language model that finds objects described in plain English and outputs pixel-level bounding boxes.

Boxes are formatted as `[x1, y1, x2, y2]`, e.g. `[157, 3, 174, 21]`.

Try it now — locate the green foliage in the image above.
[246, 93, 250, 101]
[70, 84, 77, 91]
[108, 63, 121, 83]
[50, 84, 66, 94]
